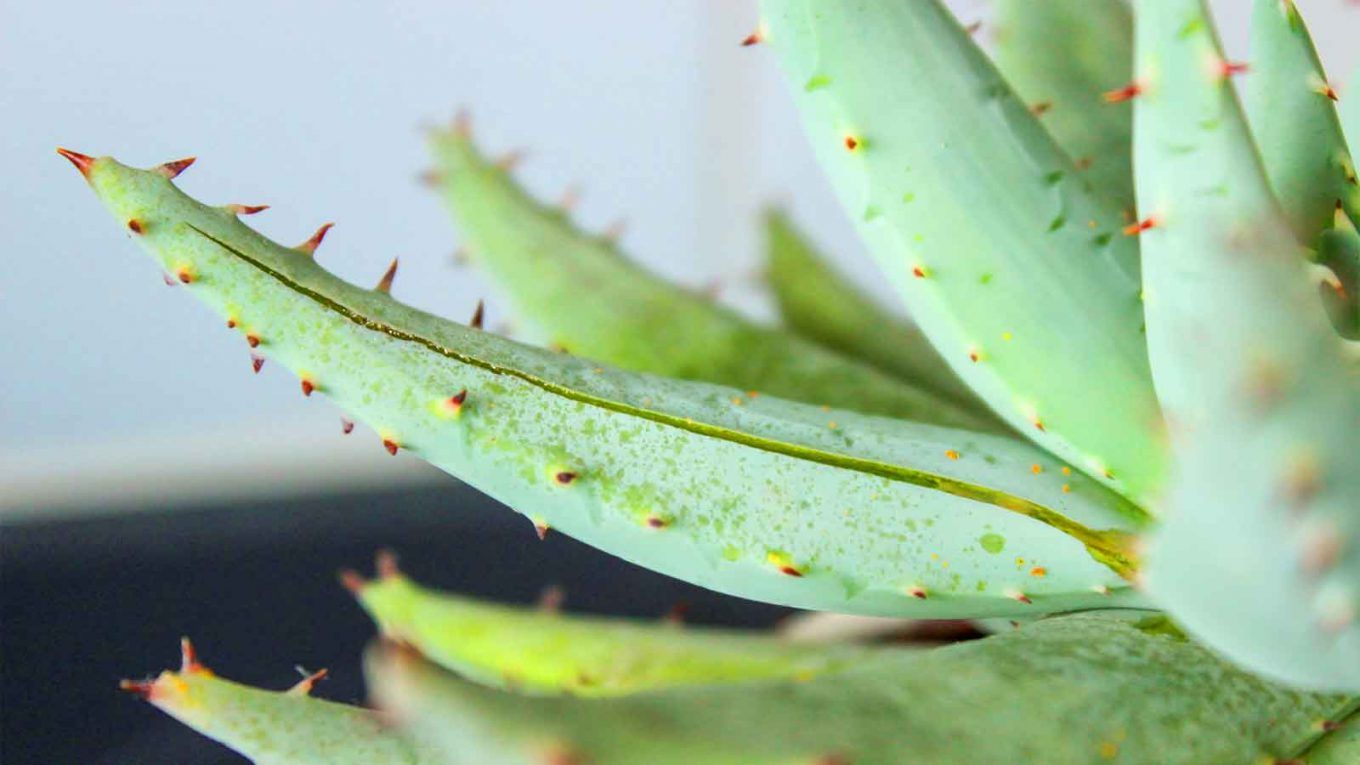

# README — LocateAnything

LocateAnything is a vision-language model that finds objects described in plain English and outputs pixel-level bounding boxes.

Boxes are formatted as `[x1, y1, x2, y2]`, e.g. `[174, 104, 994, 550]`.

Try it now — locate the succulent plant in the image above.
[59, 0, 1360, 761]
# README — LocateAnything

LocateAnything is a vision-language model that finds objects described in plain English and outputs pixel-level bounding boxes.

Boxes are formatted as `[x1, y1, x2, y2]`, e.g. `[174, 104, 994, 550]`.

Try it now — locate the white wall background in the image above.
[2, 0, 1356, 516]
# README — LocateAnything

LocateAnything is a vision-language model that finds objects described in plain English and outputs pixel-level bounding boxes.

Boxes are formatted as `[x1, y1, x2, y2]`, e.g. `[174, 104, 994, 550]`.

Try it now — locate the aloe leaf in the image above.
[758, 0, 1166, 503]
[367, 614, 1355, 765]
[993, 0, 1136, 213]
[1130, 0, 1314, 431]
[762, 209, 993, 419]
[1247, 0, 1360, 245]
[120, 640, 436, 765]
[345, 552, 873, 696]
[428, 127, 995, 432]
[61, 151, 1149, 618]
[1316, 209, 1360, 337]
[1133, 0, 1360, 690]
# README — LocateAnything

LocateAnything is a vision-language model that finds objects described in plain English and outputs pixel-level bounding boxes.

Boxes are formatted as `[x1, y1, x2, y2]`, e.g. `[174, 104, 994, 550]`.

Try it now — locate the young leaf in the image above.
[1133, 0, 1360, 691]
[367, 614, 1356, 765]
[758, 0, 1166, 503]
[762, 209, 993, 419]
[61, 152, 1148, 619]
[992, 0, 1136, 212]
[428, 126, 996, 432]
[1247, 0, 1360, 245]
[120, 640, 435, 765]
[345, 552, 874, 696]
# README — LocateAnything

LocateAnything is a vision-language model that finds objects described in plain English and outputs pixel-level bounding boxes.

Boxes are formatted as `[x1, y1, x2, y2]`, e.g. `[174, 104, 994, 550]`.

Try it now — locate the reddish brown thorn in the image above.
[338, 568, 367, 594]
[176, 267, 194, 284]
[740, 29, 764, 46]
[225, 203, 269, 216]
[964, 20, 982, 35]
[297, 223, 335, 255]
[162, 273, 177, 287]
[536, 584, 566, 613]
[534, 521, 550, 540]
[301, 379, 315, 397]
[340, 418, 355, 435]
[1009, 590, 1033, 604]
[119, 678, 157, 698]
[843, 135, 860, 151]
[554, 471, 578, 485]
[469, 299, 485, 330]
[155, 157, 196, 179]
[225, 318, 237, 329]
[245, 333, 261, 348]
[180, 637, 204, 674]
[968, 349, 980, 363]
[251, 355, 265, 374]
[1029, 101, 1053, 116]
[602, 219, 628, 242]
[375, 258, 399, 294]
[1123, 217, 1158, 236]
[382, 438, 400, 455]
[1321, 719, 1343, 732]
[1033, 419, 1046, 432]
[376, 549, 401, 579]
[1102, 82, 1142, 103]
[443, 389, 468, 415]
[496, 150, 525, 171]
[1319, 83, 1340, 101]
[663, 600, 690, 624]
[1219, 60, 1250, 78]
[453, 108, 473, 136]
[646, 515, 669, 529]
[56, 147, 96, 178]
[779, 566, 804, 577]
[906, 585, 928, 600]
[912, 265, 927, 278]
[289, 667, 328, 695]
[127, 219, 144, 234]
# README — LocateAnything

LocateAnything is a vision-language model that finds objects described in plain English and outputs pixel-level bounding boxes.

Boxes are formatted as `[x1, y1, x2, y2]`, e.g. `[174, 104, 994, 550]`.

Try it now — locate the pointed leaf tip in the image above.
[57, 147, 96, 178]
[155, 157, 196, 180]
[297, 222, 335, 255]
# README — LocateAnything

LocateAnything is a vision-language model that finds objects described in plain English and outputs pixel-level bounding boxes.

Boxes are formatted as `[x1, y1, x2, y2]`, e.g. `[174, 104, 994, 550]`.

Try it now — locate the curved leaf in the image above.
[346, 553, 873, 696]
[758, 0, 1166, 503]
[368, 614, 1356, 765]
[429, 127, 995, 431]
[62, 152, 1148, 618]
[1247, 0, 1360, 245]
[120, 640, 435, 765]
[1134, 0, 1360, 691]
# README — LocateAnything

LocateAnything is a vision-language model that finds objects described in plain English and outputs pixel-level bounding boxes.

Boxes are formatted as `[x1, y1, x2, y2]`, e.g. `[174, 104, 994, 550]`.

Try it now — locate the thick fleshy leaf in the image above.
[1316, 209, 1360, 337]
[63, 153, 1148, 618]
[762, 209, 992, 419]
[346, 553, 873, 696]
[759, 0, 1166, 503]
[993, 0, 1136, 213]
[121, 641, 436, 764]
[1247, 0, 1360, 244]
[1134, 0, 1360, 691]
[428, 126, 995, 431]
[368, 614, 1356, 765]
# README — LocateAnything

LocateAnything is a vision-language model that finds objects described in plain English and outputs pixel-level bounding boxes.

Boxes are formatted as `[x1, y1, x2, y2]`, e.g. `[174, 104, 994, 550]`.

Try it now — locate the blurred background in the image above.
[2, 1, 1357, 762]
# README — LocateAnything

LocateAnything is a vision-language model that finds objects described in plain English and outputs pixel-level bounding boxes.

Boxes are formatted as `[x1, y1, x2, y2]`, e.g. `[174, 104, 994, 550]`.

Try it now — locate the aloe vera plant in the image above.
[59, 0, 1360, 761]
